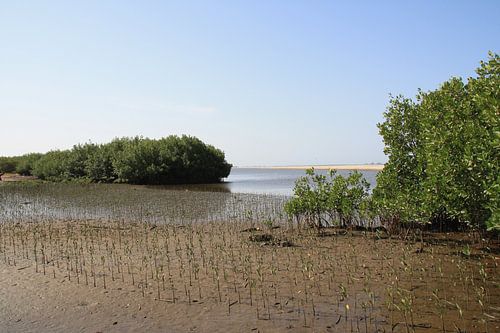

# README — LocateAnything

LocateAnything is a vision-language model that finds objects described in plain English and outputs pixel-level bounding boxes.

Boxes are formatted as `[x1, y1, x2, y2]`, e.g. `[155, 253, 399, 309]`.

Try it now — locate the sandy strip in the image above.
[0, 173, 37, 182]
[264, 164, 384, 171]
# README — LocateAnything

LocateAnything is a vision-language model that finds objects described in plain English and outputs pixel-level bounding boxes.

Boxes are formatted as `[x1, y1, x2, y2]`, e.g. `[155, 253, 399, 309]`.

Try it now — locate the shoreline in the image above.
[0, 173, 37, 182]
[248, 164, 384, 171]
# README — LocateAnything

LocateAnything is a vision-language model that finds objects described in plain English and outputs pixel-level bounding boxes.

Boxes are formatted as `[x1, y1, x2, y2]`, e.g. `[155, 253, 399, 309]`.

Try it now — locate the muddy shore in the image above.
[1, 220, 498, 332]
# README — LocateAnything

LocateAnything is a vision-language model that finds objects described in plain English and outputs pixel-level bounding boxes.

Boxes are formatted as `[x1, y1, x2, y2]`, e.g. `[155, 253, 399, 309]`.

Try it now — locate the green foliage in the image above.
[84, 142, 117, 182]
[284, 168, 370, 228]
[6, 135, 231, 185]
[0, 156, 19, 173]
[15, 153, 43, 176]
[31, 150, 72, 181]
[374, 52, 499, 230]
[111, 136, 232, 184]
[372, 96, 427, 225]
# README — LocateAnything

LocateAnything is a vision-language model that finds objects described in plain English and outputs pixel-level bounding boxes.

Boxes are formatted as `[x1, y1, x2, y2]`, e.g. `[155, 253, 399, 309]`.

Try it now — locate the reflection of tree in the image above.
[145, 183, 231, 193]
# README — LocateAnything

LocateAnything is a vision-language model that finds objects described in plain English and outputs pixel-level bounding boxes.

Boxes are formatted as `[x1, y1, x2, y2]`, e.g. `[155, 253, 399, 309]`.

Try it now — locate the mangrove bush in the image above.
[285, 169, 370, 229]
[1, 135, 232, 185]
[373, 52, 499, 230]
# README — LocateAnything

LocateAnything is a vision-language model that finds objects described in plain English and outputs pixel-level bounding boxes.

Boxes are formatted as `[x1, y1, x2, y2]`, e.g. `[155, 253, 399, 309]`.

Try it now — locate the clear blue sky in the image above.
[1, 1, 498, 166]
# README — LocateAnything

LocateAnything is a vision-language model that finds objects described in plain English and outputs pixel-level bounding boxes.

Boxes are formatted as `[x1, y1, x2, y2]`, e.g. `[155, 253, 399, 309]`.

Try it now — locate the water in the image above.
[223, 167, 379, 196]
[0, 183, 289, 224]
[0, 168, 379, 224]
[142, 167, 379, 196]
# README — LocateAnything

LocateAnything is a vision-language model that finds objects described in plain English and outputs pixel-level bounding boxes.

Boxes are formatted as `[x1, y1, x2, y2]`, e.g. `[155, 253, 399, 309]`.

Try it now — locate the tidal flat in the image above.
[0, 182, 499, 333]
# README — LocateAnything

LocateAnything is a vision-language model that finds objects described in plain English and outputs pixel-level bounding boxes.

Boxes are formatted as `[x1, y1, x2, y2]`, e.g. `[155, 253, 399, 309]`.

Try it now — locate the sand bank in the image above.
[266, 164, 384, 171]
[0, 173, 37, 182]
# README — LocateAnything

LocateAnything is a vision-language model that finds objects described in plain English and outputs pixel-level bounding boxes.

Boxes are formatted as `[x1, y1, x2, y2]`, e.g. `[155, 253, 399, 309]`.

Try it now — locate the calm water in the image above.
[140, 168, 379, 196]
[222, 168, 378, 196]
[0, 168, 379, 224]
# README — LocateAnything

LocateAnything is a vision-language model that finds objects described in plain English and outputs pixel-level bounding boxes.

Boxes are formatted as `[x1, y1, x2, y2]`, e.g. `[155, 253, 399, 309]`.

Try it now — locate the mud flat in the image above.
[1, 219, 498, 332]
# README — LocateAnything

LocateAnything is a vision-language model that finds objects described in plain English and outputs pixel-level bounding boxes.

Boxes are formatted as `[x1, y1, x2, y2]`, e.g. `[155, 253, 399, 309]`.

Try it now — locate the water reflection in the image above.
[0, 182, 288, 224]
[222, 168, 379, 196]
[0, 168, 379, 224]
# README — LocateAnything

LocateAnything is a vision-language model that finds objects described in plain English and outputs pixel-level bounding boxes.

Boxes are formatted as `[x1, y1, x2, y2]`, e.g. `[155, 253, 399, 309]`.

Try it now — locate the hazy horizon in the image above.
[1, 1, 498, 166]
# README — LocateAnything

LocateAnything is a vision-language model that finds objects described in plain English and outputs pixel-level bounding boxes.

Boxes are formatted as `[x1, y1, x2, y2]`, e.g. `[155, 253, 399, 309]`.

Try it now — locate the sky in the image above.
[0, 1, 498, 166]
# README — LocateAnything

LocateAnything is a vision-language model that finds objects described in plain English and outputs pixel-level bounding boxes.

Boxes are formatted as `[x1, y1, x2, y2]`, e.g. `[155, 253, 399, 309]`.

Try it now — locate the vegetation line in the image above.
[286, 53, 499, 232]
[0, 135, 232, 185]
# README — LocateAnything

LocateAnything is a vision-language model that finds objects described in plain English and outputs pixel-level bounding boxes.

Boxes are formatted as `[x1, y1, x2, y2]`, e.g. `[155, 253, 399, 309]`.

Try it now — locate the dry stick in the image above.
[171, 280, 176, 303]
[102, 257, 106, 289]
[120, 259, 125, 283]
[217, 278, 222, 302]
[130, 262, 135, 286]
[67, 256, 71, 282]
[312, 297, 316, 318]
[303, 303, 307, 327]
[75, 251, 80, 284]
[76, 262, 80, 284]
[157, 277, 161, 300]
[34, 239, 38, 273]
[256, 300, 260, 320]
[266, 294, 271, 320]
[42, 248, 46, 276]
[92, 258, 96, 287]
